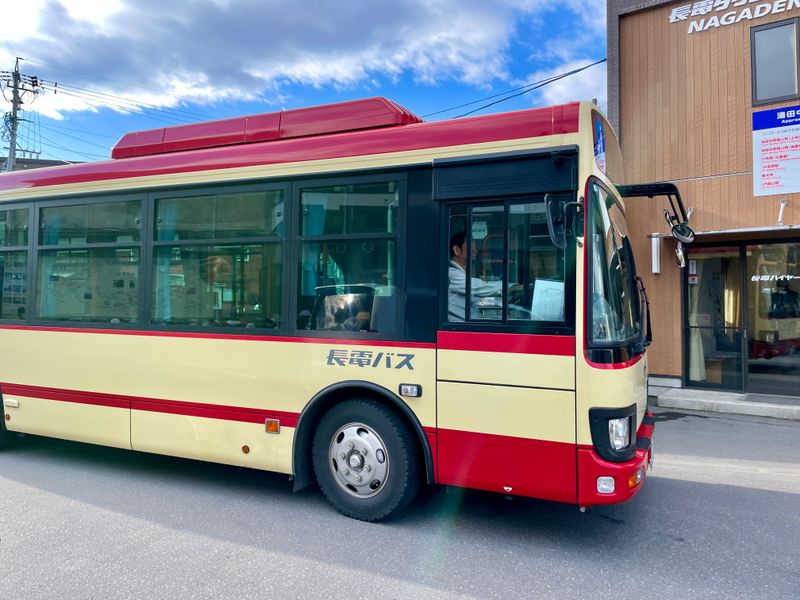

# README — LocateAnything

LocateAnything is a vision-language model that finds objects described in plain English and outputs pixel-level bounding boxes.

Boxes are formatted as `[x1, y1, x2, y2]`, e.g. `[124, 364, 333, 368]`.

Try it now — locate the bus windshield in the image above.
[588, 180, 640, 346]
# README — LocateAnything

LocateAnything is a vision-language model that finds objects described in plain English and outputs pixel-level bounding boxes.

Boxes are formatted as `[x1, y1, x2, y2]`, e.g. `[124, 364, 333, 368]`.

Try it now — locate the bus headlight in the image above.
[608, 417, 631, 450]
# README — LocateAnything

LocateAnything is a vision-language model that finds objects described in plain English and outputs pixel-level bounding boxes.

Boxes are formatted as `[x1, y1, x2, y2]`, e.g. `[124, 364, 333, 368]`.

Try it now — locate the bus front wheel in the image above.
[312, 399, 421, 521]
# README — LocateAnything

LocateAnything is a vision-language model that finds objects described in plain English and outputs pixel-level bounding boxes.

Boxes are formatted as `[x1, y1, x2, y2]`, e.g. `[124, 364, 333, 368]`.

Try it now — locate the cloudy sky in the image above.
[1, 0, 607, 163]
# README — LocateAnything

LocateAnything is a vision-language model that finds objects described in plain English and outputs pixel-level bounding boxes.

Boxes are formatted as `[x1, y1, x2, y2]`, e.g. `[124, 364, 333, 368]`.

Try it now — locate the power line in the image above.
[50, 87, 194, 123]
[38, 131, 108, 160]
[24, 58, 215, 120]
[41, 122, 122, 140]
[453, 58, 606, 118]
[55, 82, 211, 122]
[39, 122, 112, 151]
[422, 58, 607, 120]
[422, 79, 554, 118]
[52, 88, 188, 125]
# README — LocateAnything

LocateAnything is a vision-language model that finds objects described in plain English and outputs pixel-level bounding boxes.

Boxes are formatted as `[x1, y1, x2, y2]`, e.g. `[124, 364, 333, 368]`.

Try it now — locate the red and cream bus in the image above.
[0, 97, 691, 520]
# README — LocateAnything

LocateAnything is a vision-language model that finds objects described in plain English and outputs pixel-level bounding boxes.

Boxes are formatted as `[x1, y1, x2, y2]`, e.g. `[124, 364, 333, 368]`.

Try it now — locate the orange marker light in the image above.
[242, 445, 250, 454]
[266, 419, 280, 434]
[628, 468, 644, 489]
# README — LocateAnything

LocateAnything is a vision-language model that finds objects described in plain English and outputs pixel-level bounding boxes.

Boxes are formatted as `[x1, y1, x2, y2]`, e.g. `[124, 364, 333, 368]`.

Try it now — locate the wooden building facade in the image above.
[608, 0, 800, 396]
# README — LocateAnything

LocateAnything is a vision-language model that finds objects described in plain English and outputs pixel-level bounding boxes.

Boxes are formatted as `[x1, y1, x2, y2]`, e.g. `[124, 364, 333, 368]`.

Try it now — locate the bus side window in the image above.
[446, 199, 566, 326]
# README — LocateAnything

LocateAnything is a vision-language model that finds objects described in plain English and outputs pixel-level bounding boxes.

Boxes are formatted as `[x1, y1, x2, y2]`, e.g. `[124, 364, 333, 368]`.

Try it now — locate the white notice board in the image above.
[752, 105, 800, 197]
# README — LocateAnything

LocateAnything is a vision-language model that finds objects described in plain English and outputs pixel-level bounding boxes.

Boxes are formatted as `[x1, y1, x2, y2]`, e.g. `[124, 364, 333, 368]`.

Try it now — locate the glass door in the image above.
[685, 247, 744, 390]
[745, 242, 800, 396]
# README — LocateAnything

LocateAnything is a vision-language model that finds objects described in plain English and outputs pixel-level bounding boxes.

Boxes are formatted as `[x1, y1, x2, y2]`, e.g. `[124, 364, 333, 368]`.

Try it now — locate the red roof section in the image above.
[112, 97, 423, 159]
[0, 101, 581, 194]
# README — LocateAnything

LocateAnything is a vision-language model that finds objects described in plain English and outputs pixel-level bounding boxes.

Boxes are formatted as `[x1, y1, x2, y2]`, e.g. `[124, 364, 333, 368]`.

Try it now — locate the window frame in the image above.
[0, 202, 33, 323]
[439, 194, 576, 336]
[149, 181, 289, 333]
[751, 17, 800, 107]
[288, 171, 407, 341]
[32, 193, 145, 326]
[7, 169, 414, 339]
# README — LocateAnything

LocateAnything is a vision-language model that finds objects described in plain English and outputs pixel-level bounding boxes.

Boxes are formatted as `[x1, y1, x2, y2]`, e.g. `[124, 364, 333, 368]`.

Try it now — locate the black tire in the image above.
[312, 399, 422, 521]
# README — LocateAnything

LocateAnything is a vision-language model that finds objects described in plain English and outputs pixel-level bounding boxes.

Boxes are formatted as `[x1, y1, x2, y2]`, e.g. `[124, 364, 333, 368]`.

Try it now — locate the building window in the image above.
[751, 19, 800, 106]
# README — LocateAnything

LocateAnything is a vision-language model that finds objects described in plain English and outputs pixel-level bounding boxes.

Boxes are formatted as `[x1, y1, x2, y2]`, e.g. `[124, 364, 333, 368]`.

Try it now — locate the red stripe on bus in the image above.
[436, 428, 576, 503]
[1, 383, 131, 410]
[131, 398, 300, 428]
[437, 331, 575, 356]
[0, 382, 300, 427]
[584, 352, 644, 370]
[0, 324, 435, 349]
[0, 103, 580, 193]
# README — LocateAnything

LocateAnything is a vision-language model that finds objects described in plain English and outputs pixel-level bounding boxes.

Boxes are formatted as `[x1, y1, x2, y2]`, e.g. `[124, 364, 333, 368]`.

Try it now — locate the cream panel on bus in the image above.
[0, 329, 436, 424]
[2, 395, 130, 449]
[438, 382, 575, 444]
[437, 349, 575, 391]
[573, 235, 649, 447]
[130, 411, 294, 473]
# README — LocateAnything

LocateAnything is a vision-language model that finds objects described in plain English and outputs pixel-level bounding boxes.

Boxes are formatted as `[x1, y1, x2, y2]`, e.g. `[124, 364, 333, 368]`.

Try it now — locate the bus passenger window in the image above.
[151, 188, 284, 330]
[37, 201, 141, 324]
[0, 207, 29, 320]
[297, 181, 399, 333]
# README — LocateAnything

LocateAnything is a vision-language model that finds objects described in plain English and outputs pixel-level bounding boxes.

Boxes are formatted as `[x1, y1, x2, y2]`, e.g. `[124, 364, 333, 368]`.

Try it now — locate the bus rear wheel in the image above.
[312, 400, 421, 521]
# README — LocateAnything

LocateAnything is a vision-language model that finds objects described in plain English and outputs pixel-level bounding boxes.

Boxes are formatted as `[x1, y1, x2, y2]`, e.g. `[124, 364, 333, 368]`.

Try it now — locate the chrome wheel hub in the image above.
[328, 422, 389, 499]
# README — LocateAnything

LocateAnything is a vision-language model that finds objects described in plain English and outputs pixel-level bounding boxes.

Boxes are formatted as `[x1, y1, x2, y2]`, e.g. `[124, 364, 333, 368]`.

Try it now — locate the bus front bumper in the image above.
[577, 412, 655, 507]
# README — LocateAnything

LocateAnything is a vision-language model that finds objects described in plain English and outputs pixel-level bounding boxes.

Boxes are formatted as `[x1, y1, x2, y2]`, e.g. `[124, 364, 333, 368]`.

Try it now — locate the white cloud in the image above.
[2, 0, 571, 118]
[529, 59, 607, 110]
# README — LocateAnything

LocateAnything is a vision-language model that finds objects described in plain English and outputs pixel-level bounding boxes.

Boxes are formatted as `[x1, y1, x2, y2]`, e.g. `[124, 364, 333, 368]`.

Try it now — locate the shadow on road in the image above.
[1, 433, 798, 597]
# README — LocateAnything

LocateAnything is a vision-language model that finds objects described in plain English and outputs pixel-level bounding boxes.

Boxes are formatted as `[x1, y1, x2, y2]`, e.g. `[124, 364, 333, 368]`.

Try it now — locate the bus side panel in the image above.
[0, 329, 131, 449]
[0, 328, 437, 476]
[436, 381, 576, 502]
[131, 410, 295, 473]
[2, 391, 131, 450]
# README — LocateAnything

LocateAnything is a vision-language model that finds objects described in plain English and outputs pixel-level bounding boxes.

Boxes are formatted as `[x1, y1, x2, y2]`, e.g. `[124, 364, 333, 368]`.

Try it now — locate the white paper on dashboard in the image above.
[531, 279, 565, 321]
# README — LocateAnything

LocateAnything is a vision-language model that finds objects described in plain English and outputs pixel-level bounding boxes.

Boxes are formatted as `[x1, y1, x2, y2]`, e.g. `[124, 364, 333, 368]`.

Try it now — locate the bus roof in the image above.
[112, 97, 424, 159]
[0, 99, 581, 196]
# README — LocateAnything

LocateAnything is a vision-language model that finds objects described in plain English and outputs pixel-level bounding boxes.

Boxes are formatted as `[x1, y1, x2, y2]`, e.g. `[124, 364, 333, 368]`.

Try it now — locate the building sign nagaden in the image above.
[669, 0, 800, 34]
[752, 105, 800, 196]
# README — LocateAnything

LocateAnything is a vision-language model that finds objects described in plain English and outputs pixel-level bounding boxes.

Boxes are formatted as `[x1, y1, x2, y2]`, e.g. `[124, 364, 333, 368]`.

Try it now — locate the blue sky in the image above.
[1, 0, 607, 163]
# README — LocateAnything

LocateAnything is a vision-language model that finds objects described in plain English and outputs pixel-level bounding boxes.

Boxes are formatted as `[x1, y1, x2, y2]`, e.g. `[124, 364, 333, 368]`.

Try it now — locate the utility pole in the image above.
[1, 57, 45, 172]
[6, 58, 22, 172]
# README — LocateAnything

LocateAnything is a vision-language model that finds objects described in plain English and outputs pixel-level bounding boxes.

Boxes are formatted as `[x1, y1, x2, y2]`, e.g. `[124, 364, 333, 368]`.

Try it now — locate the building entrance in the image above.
[685, 240, 800, 397]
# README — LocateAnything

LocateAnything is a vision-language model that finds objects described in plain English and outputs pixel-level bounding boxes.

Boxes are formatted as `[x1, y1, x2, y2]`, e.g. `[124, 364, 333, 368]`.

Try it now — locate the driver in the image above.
[448, 231, 503, 321]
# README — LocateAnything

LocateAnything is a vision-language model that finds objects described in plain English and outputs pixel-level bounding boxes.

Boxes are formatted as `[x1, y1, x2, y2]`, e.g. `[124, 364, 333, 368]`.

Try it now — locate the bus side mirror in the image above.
[664, 209, 695, 244]
[546, 195, 583, 251]
[546, 195, 567, 250]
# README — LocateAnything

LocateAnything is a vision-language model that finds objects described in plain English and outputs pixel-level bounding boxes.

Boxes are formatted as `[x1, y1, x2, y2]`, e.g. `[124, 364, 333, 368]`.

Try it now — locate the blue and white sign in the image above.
[593, 115, 606, 175]
[752, 105, 800, 197]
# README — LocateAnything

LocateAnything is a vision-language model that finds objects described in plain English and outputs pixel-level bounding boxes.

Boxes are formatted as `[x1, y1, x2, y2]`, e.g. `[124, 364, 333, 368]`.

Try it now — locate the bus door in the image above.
[436, 198, 578, 502]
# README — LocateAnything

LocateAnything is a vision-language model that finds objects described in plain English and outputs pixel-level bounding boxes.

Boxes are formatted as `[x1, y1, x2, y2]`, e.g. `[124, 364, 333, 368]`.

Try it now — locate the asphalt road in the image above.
[1, 409, 798, 600]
